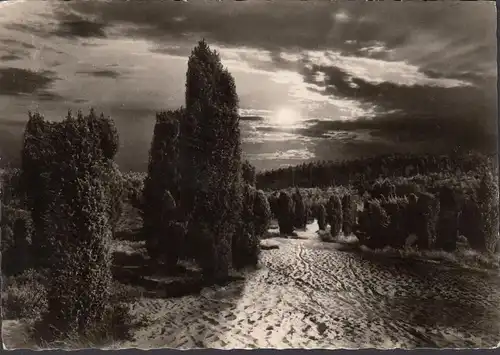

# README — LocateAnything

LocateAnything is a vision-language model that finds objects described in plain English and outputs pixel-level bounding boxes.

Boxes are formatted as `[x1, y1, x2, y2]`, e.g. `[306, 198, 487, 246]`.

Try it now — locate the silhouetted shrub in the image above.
[380, 196, 410, 248]
[356, 199, 390, 249]
[233, 184, 260, 269]
[342, 194, 357, 236]
[268, 192, 280, 219]
[292, 188, 307, 229]
[148, 190, 183, 271]
[326, 195, 342, 237]
[316, 203, 327, 231]
[414, 192, 440, 250]
[142, 110, 182, 262]
[253, 189, 272, 237]
[277, 191, 294, 235]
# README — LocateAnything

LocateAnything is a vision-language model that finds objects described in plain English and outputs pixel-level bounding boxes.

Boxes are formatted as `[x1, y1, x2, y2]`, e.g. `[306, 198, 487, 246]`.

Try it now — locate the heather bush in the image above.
[277, 191, 294, 235]
[326, 194, 342, 237]
[292, 188, 307, 229]
[342, 194, 357, 236]
[356, 199, 390, 249]
[414, 192, 440, 250]
[253, 189, 272, 237]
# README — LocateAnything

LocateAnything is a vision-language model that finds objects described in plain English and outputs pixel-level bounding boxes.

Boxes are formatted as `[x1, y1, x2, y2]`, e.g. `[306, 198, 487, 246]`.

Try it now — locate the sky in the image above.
[0, 0, 497, 172]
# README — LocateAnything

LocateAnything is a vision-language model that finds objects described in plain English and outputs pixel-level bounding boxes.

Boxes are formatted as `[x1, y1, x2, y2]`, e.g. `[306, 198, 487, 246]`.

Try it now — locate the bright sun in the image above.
[272, 107, 301, 126]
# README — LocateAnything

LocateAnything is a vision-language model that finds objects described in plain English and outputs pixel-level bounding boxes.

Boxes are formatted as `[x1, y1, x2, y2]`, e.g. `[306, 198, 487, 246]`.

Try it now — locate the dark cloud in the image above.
[0, 54, 23, 61]
[0, 38, 35, 50]
[299, 62, 497, 153]
[52, 13, 107, 39]
[59, 1, 495, 78]
[0, 67, 59, 97]
[76, 69, 121, 79]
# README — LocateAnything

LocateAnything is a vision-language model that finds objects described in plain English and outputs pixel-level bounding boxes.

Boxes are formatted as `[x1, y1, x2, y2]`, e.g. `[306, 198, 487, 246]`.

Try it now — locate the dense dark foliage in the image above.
[180, 40, 244, 280]
[142, 110, 183, 266]
[316, 203, 327, 231]
[233, 184, 260, 269]
[326, 195, 343, 237]
[477, 171, 499, 254]
[253, 189, 272, 237]
[242, 160, 257, 186]
[342, 194, 357, 236]
[292, 188, 307, 229]
[277, 191, 294, 235]
[356, 200, 390, 249]
[20, 110, 123, 341]
[257, 151, 491, 190]
[414, 192, 440, 250]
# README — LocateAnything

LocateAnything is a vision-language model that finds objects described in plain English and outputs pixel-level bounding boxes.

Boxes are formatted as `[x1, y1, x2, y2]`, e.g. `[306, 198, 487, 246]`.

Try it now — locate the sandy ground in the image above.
[4, 221, 500, 349]
[113, 222, 500, 349]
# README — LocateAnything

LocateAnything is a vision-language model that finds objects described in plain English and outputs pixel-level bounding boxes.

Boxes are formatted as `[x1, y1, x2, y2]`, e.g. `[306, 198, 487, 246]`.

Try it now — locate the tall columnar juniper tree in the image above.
[341, 194, 356, 236]
[316, 203, 327, 231]
[436, 186, 461, 252]
[414, 192, 440, 250]
[277, 190, 294, 235]
[142, 110, 183, 265]
[233, 184, 261, 269]
[23, 110, 120, 341]
[356, 199, 390, 249]
[181, 40, 243, 280]
[326, 194, 343, 238]
[22, 112, 57, 270]
[292, 188, 307, 229]
[253, 189, 272, 238]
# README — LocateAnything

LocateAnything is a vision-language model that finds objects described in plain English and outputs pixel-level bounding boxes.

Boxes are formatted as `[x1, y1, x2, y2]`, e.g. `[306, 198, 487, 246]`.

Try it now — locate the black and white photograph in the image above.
[0, 0, 499, 350]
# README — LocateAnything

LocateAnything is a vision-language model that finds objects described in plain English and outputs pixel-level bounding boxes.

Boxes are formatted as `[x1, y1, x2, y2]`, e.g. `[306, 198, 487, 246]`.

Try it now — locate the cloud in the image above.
[299, 62, 497, 152]
[76, 69, 122, 79]
[0, 67, 59, 97]
[0, 53, 22, 61]
[51, 12, 107, 39]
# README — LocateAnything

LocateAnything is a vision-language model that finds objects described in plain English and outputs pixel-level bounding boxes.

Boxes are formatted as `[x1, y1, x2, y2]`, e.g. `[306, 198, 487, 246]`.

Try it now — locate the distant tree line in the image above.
[256, 151, 492, 190]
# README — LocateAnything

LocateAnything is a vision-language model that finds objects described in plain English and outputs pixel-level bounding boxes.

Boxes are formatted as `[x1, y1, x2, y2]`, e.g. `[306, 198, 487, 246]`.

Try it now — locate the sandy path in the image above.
[117, 222, 500, 349]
